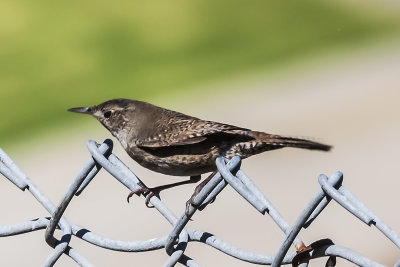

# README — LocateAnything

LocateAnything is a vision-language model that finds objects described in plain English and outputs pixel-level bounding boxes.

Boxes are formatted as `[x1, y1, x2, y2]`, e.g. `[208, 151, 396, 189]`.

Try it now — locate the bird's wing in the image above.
[136, 116, 251, 148]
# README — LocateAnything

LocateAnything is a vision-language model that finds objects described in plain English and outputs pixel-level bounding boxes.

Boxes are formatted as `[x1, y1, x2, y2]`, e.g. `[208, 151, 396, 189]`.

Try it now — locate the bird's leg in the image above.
[127, 175, 201, 208]
[185, 170, 218, 214]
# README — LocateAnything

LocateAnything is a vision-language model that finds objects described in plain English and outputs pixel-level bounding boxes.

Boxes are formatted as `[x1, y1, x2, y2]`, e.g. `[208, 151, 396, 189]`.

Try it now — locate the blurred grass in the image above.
[1, 0, 399, 146]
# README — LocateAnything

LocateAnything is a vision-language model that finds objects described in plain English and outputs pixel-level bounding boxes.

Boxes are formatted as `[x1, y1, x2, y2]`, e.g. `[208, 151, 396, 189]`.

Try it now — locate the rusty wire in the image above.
[0, 139, 399, 266]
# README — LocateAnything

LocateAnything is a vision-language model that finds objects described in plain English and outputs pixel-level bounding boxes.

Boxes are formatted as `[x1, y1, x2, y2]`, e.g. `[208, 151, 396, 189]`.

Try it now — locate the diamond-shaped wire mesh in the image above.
[0, 139, 399, 266]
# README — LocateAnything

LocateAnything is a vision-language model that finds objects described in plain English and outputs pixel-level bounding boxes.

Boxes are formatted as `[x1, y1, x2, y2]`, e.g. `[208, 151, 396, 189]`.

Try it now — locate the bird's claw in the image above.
[185, 194, 217, 216]
[185, 171, 218, 216]
[126, 188, 146, 202]
[127, 186, 160, 208]
[185, 195, 196, 216]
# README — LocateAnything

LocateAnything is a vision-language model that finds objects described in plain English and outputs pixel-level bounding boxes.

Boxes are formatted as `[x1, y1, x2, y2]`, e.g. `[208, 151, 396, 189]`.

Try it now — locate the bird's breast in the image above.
[125, 145, 218, 176]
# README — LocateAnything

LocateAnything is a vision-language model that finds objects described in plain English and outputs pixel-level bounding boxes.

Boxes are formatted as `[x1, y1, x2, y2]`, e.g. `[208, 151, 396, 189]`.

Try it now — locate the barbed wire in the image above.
[0, 139, 399, 266]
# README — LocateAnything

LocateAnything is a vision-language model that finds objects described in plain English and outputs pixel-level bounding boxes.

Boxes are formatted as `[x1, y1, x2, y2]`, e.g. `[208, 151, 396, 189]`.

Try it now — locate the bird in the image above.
[68, 98, 331, 210]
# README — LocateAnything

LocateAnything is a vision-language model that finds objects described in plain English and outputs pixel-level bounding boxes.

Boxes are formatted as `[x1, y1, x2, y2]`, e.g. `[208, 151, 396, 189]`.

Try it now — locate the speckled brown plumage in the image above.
[69, 98, 330, 177]
[68, 98, 331, 207]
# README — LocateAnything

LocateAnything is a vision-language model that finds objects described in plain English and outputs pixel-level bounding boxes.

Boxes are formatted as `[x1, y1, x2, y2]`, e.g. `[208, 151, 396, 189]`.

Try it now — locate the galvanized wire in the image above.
[0, 139, 399, 266]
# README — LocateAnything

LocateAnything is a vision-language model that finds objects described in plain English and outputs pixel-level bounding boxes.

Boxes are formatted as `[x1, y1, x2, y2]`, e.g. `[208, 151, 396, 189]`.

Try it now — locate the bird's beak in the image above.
[68, 106, 93, 114]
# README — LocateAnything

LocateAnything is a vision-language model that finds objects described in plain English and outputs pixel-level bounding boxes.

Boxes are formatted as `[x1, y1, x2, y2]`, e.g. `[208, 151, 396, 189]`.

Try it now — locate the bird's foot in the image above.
[185, 171, 218, 215]
[127, 176, 202, 209]
[127, 183, 160, 208]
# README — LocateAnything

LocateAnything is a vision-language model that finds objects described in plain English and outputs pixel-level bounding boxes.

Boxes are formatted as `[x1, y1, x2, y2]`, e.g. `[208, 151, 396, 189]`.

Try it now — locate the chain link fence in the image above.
[0, 139, 399, 266]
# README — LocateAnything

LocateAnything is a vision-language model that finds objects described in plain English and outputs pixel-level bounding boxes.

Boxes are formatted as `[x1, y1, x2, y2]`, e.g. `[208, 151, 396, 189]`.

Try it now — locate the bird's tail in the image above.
[253, 131, 332, 152]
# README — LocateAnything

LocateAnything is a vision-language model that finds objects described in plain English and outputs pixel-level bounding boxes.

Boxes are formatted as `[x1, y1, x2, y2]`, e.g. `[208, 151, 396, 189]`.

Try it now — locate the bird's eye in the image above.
[104, 110, 112, 118]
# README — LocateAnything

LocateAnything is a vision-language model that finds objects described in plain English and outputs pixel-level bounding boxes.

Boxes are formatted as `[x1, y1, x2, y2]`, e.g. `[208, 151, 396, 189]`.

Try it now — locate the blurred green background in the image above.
[1, 0, 399, 146]
[1, 2, 400, 266]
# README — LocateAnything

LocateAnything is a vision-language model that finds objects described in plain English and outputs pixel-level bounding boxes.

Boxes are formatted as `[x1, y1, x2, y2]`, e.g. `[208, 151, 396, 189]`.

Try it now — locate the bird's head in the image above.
[68, 98, 140, 141]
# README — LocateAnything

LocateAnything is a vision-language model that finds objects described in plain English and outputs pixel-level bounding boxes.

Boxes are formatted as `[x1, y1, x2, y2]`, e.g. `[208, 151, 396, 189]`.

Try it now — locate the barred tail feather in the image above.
[254, 132, 332, 152]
